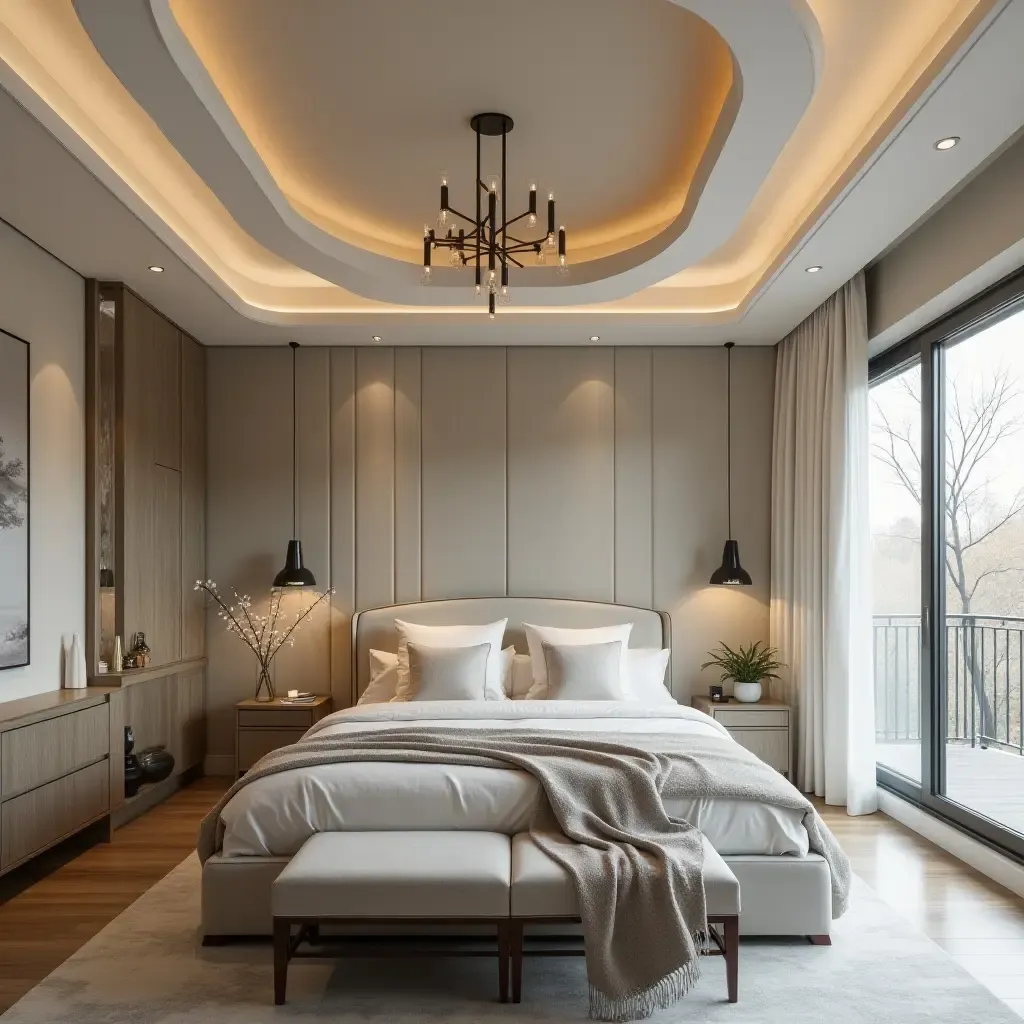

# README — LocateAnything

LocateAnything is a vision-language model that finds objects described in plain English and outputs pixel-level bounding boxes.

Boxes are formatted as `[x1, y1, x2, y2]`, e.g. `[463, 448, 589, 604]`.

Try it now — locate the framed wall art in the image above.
[0, 329, 29, 669]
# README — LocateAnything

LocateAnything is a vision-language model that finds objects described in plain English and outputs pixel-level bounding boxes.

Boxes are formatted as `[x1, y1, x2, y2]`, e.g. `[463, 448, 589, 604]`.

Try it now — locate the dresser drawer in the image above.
[713, 708, 788, 729]
[237, 728, 307, 771]
[1, 703, 109, 798]
[728, 728, 790, 773]
[1, 759, 109, 871]
[237, 708, 316, 729]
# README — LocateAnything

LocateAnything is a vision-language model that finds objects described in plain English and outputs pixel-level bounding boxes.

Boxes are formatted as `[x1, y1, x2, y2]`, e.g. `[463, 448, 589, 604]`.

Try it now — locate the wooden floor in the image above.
[0, 776, 229, 1013]
[1, 778, 1023, 1016]
[817, 797, 1024, 1018]
[876, 742, 1024, 836]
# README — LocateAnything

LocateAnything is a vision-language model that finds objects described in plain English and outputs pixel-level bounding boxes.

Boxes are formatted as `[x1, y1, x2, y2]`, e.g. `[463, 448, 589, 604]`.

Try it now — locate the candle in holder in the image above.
[287, 689, 298, 699]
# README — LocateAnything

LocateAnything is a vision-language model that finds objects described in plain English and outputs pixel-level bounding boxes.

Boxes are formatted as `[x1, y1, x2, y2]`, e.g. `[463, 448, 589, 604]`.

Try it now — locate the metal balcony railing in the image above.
[874, 614, 1024, 755]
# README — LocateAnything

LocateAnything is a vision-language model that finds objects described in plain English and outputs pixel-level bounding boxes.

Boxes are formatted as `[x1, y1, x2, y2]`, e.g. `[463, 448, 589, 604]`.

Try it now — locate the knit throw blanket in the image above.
[198, 728, 850, 1021]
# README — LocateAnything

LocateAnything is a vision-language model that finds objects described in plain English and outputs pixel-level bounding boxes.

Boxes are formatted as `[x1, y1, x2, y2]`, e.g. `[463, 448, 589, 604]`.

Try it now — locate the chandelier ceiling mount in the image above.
[422, 112, 567, 318]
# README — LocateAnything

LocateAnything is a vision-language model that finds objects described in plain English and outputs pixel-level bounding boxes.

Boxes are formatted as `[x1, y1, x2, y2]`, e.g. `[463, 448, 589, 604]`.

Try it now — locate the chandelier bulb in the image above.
[475, 282, 482, 296]
[421, 265, 432, 285]
[436, 208, 449, 231]
[529, 212, 538, 227]
[546, 232, 556, 249]
[536, 245, 546, 265]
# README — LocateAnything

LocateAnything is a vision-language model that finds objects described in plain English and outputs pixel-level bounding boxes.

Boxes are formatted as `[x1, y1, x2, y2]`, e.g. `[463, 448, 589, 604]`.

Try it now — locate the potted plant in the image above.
[701, 641, 784, 703]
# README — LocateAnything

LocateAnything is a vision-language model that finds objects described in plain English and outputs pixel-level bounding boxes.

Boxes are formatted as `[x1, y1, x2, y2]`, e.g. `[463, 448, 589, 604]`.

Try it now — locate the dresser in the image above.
[691, 695, 793, 779]
[235, 696, 333, 776]
[0, 689, 116, 875]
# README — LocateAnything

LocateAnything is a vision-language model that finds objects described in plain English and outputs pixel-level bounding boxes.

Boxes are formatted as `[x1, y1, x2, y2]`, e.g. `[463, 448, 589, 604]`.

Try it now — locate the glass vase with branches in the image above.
[194, 579, 333, 701]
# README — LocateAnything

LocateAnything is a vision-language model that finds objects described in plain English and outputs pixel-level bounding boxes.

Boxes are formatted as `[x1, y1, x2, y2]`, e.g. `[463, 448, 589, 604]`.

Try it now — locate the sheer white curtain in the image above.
[770, 272, 877, 814]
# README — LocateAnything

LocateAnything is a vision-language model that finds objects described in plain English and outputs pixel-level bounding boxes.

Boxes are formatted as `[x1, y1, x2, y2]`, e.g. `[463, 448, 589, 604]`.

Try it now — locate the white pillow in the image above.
[523, 622, 633, 700]
[542, 641, 627, 700]
[394, 619, 508, 701]
[627, 648, 675, 705]
[357, 649, 399, 705]
[509, 653, 534, 698]
[408, 643, 491, 701]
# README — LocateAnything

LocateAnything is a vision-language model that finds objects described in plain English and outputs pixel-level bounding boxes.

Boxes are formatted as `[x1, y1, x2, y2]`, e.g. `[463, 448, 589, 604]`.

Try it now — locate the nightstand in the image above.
[691, 695, 792, 779]
[235, 695, 333, 776]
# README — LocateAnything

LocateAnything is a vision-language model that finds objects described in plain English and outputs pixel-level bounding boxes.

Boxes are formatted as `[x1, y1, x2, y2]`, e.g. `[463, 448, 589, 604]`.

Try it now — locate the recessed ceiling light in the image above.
[371, 335, 382, 343]
[589, 335, 600, 342]
[934, 136, 960, 151]
[805, 265, 822, 274]
[148, 265, 164, 273]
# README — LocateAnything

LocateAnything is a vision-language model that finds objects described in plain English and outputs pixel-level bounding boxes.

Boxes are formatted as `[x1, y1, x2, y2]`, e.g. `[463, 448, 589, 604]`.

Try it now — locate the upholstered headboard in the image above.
[350, 597, 671, 703]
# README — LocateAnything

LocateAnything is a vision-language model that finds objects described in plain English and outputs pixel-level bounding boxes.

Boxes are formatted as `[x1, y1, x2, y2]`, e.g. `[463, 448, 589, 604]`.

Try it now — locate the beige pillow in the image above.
[523, 622, 633, 699]
[541, 640, 627, 701]
[394, 618, 508, 701]
[408, 642, 491, 701]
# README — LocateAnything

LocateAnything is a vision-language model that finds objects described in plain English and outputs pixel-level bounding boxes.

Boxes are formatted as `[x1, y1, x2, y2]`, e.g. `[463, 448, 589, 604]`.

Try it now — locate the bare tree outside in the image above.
[0, 436, 26, 531]
[870, 309, 1024, 835]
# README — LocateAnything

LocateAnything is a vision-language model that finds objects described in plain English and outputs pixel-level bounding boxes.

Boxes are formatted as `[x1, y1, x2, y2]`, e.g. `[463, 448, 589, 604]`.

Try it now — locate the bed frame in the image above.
[202, 597, 833, 943]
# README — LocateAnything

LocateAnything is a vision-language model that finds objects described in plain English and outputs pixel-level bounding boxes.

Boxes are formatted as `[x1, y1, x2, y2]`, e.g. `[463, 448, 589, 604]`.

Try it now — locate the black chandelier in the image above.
[422, 112, 567, 318]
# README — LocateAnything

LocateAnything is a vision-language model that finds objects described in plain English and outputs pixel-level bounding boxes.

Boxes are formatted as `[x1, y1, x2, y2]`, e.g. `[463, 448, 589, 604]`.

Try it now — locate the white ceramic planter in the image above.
[732, 680, 762, 703]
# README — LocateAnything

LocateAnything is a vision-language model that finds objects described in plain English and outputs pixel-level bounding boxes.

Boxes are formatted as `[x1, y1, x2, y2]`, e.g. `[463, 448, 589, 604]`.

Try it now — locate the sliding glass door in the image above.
[940, 311, 1024, 838]
[871, 272, 1024, 858]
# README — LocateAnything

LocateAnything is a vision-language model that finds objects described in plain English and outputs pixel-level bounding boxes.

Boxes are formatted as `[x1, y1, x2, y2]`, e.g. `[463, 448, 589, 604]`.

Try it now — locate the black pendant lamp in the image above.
[710, 342, 752, 586]
[273, 342, 317, 589]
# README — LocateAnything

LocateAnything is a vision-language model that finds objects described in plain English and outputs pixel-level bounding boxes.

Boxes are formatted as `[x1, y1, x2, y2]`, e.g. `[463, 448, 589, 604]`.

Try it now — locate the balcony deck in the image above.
[877, 741, 1024, 837]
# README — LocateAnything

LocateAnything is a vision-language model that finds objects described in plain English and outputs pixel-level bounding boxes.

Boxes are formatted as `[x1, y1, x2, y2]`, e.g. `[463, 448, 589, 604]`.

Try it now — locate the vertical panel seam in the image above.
[504, 346, 509, 597]
[650, 347, 655, 613]
[613, 346, 618, 604]
[418, 347, 423, 601]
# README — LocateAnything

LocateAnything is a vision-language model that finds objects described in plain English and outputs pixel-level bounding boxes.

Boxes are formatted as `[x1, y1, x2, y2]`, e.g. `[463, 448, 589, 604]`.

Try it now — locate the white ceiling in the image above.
[0, 0, 1020, 346]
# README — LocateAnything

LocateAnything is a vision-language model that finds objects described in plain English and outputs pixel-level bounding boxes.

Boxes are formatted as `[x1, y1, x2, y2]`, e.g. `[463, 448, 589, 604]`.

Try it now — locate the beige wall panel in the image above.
[355, 347, 395, 610]
[652, 348, 773, 701]
[274, 348, 332, 696]
[421, 348, 507, 599]
[394, 348, 422, 604]
[614, 347, 654, 608]
[206, 348, 295, 758]
[507, 348, 615, 600]
[329, 349, 356, 707]
[180, 337, 206, 659]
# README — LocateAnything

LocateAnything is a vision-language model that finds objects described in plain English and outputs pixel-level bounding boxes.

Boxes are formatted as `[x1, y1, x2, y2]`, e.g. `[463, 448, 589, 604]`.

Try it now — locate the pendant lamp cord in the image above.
[290, 341, 298, 537]
[725, 342, 733, 539]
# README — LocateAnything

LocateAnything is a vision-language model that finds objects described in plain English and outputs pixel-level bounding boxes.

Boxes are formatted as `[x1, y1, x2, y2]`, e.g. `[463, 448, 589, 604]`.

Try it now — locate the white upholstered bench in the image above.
[271, 831, 513, 1005]
[509, 832, 741, 1003]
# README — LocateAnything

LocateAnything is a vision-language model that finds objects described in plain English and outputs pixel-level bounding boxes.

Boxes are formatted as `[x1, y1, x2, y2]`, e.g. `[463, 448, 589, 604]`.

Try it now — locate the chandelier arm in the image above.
[503, 242, 541, 255]
[502, 211, 533, 228]
[505, 254, 525, 269]
[444, 206, 478, 226]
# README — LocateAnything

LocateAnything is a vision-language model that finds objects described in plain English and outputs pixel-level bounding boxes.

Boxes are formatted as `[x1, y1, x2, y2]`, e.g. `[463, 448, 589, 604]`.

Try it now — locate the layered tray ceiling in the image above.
[0, 0, 1008, 334]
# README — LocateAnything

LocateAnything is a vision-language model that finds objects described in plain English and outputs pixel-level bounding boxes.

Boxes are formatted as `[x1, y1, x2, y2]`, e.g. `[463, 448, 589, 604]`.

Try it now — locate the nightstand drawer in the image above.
[237, 728, 307, 771]
[728, 728, 790, 773]
[713, 708, 788, 729]
[237, 708, 316, 729]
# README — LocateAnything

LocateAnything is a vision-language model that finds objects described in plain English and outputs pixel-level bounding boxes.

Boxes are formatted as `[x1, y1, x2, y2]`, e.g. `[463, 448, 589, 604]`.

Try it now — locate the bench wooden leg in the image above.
[497, 921, 510, 1003]
[724, 916, 738, 1004]
[273, 918, 290, 1005]
[510, 920, 524, 1004]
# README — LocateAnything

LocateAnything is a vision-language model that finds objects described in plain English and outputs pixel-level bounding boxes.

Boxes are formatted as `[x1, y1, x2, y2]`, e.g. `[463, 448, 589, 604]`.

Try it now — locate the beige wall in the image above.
[0, 221, 85, 701]
[867, 133, 1024, 353]
[205, 345, 775, 772]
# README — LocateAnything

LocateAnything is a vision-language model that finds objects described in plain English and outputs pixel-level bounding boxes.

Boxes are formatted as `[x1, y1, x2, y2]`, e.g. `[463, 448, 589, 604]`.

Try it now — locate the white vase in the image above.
[733, 680, 762, 703]
[65, 633, 87, 689]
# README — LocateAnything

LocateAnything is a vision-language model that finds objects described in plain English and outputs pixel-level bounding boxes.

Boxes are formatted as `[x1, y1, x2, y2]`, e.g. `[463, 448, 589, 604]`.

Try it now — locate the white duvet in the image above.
[219, 701, 810, 858]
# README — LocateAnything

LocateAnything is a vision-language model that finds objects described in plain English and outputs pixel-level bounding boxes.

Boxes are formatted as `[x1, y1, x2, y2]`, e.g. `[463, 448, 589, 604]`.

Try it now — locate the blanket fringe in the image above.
[589, 959, 701, 1022]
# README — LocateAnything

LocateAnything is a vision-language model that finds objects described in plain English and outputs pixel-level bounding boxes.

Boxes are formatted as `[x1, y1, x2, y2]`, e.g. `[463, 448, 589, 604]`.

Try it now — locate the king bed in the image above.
[201, 597, 835, 941]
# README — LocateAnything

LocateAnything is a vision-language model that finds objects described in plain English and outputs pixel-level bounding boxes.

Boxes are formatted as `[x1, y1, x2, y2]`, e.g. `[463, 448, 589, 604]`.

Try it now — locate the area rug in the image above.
[1, 854, 1017, 1023]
